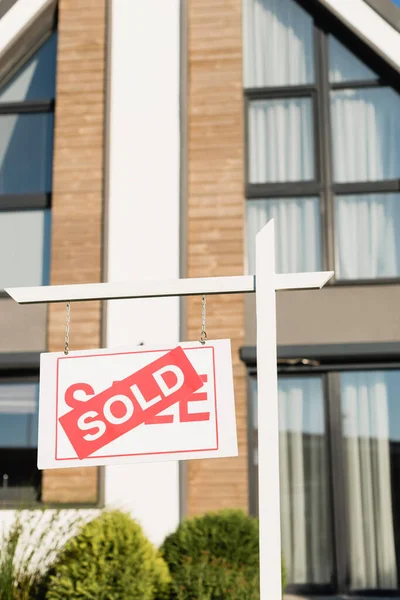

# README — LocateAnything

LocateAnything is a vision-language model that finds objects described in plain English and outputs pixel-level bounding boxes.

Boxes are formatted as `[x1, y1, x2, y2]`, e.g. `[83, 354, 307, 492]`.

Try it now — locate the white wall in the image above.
[104, 0, 181, 547]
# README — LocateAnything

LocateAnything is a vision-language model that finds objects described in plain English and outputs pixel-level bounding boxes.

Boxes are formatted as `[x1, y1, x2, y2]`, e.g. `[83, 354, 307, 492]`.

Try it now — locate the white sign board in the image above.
[38, 339, 237, 469]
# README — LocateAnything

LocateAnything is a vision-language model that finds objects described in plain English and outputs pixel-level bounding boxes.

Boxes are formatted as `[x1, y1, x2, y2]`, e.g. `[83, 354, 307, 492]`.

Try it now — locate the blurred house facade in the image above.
[0, 0, 399, 597]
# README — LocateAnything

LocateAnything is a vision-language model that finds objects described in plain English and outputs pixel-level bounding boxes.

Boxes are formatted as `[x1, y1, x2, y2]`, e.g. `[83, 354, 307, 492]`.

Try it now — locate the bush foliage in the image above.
[0, 509, 84, 600]
[45, 510, 170, 600]
[161, 509, 283, 600]
[0, 508, 286, 600]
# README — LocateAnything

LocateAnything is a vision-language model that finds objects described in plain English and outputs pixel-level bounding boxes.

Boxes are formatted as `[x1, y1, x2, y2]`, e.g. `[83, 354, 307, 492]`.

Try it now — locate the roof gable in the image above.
[318, 0, 400, 73]
[0, 0, 56, 89]
[0, 0, 19, 21]
[364, 0, 400, 33]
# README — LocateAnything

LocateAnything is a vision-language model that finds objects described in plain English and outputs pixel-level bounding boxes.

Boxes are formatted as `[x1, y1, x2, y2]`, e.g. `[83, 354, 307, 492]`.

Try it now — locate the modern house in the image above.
[0, 0, 399, 597]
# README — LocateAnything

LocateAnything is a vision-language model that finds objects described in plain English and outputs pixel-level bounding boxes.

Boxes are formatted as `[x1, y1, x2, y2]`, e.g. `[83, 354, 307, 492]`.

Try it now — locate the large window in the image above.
[247, 358, 400, 596]
[0, 366, 41, 504]
[244, 0, 400, 281]
[0, 30, 57, 503]
[0, 32, 57, 290]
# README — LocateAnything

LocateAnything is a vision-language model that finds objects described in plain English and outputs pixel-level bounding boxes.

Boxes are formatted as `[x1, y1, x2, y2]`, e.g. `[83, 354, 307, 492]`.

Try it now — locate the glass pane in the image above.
[0, 209, 51, 288]
[279, 377, 332, 585]
[0, 34, 57, 102]
[243, 0, 314, 87]
[0, 113, 54, 194]
[334, 193, 400, 279]
[246, 197, 322, 274]
[340, 370, 400, 590]
[0, 383, 39, 448]
[0, 448, 40, 494]
[249, 98, 314, 183]
[329, 36, 377, 83]
[251, 376, 333, 585]
[331, 87, 400, 182]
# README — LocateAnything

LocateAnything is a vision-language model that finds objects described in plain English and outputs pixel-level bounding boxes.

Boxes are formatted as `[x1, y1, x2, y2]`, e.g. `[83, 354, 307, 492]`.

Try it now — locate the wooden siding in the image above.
[187, 0, 248, 515]
[42, 0, 106, 504]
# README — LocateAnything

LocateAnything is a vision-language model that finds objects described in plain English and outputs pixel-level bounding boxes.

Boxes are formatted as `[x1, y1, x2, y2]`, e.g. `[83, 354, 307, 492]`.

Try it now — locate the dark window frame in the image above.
[0, 28, 56, 297]
[242, 343, 400, 597]
[0, 353, 42, 507]
[244, 0, 400, 285]
[0, 353, 104, 510]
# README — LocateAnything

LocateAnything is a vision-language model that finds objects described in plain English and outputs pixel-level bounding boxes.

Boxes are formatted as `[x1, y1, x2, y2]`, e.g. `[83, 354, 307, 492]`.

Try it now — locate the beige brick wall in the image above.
[42, 0, 107, 504]
[187, 0, 248, 516]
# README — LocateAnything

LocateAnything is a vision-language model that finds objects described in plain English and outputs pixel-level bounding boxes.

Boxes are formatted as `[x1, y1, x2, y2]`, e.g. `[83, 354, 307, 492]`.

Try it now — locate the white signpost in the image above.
[6, 220, 333, 600]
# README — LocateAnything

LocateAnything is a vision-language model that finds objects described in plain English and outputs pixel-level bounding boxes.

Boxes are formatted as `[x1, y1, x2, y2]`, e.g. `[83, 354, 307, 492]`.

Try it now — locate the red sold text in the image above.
[59, 347, 210, 459]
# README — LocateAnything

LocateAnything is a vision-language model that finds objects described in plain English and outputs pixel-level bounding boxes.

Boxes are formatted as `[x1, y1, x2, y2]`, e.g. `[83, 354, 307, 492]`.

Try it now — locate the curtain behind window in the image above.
[248, 98, 314, 184]
[331, 88, 400, 183]
[335, 193, 400, 279]
[341, 371, 398, 589]
[243, 0, 314, 87]
[278, 377, 332, 585]
[246, 197, 321, 274]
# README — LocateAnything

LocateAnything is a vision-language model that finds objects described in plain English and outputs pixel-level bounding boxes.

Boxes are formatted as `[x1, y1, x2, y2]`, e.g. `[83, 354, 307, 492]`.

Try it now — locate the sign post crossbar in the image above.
[5, 220, 333, 600]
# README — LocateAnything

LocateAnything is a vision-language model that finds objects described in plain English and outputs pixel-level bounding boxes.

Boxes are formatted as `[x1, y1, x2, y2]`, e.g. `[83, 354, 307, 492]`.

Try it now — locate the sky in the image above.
[392, 0, 400, 7]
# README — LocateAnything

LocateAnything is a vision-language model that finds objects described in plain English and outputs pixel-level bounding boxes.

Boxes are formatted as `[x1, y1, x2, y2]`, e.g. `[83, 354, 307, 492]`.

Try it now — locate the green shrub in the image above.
[44, 510, 170, 600]
[161, 509, 286, 600]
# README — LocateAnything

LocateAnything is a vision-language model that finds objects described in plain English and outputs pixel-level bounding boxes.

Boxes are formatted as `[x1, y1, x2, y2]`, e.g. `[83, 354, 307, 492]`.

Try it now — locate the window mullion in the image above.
[247, 375, 258, 517]
[326, 371, 349, 595]
[0, 100, 54, 114]
[246, 182, 321, 199]
[245, 85, 316, 100]
[333, 180, 400, 195]
[0, 193, 51, 211]
[315, 25, 334, 274]
[330, 79, 381, 91]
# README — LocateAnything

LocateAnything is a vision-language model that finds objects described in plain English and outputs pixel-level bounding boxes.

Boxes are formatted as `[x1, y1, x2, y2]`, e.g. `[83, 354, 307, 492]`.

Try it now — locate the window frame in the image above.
[242, 342, 400, 597]
[0, 28, 56, 297]
[244, 0, 400, 285]
[0, 352, 42, 507]
[0, 352, 105, 510]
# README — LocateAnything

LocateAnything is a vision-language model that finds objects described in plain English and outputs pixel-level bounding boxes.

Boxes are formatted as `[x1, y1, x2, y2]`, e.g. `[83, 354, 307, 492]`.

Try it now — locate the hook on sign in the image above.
[64, 301, 71, 355]
[199, 295, 208, 345]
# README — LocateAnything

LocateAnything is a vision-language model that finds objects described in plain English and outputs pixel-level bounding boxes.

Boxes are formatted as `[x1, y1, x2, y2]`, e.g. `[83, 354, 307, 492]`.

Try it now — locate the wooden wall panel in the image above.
[42, 0, 106, 504]
[187, 0, 247, 515]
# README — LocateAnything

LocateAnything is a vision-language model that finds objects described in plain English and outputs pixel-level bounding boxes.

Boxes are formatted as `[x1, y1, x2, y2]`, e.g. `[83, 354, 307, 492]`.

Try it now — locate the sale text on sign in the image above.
[38, 340, 237, 469]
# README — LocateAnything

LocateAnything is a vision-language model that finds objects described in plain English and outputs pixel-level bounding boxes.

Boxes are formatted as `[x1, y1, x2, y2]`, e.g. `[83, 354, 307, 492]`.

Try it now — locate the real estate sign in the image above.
[38, 339, 237, 469]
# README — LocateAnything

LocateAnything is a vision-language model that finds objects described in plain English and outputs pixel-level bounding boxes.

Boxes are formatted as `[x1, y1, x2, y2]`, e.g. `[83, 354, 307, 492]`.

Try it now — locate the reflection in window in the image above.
[0, 32, 56, 290]
[328, 36, 377, 83]
[0, 383, 39, 448]
[0, 209, 51, 288]
[246, 197, 321, 273]
[341, 370, 400, 590]
[0, 113, 54, 194]
[0, 34, 57, 103]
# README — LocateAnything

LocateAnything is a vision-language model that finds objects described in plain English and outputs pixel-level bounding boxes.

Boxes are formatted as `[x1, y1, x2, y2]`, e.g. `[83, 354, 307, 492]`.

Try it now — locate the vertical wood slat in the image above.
[42, 0, 106, 504]
[187, 0, 248, 516]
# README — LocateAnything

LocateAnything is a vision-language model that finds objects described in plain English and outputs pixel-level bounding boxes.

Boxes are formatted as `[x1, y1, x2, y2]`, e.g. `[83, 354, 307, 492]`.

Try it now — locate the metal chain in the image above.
[199, 295, 208, 344]
[64, 301, 71, 355]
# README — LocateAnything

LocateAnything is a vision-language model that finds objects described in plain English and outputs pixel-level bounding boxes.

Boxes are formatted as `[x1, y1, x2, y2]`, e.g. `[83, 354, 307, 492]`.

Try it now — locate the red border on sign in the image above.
[54, 346, 218, 461]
